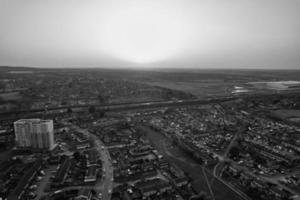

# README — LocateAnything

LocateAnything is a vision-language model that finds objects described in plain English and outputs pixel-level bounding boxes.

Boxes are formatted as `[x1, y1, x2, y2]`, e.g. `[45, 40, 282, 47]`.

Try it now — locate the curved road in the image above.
[70, 125, 114, 200]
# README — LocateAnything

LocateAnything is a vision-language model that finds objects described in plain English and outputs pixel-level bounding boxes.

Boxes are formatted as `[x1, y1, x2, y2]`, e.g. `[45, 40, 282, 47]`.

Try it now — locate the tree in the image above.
[229, 146, 240, 159]
[95, 110, 105, 118]
[190, 192, 209, 200]
[67, 107, 72, 114]
[73, 151, 81, 161]
[98, 94, 107, 104]
[89, 105, 96, 113]
[91, 189, 96, 195]
[0, 81, 5, 90]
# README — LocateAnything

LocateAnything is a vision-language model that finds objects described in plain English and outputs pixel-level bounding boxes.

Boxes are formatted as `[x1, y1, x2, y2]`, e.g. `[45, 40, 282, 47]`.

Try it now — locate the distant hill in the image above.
[0, 66, 37, 72]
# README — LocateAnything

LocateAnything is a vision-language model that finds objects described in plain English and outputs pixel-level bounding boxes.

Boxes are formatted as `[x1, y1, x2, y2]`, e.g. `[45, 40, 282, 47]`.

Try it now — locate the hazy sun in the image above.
[101, 2, 186, 64]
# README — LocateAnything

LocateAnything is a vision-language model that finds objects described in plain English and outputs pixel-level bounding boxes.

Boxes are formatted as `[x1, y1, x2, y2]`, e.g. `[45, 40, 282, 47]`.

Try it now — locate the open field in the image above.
[0, 92, 22, 101]
[0, 92, 23, 112]
[143, 69, 300, 98]
[147, 81, 233, 98]
[270, 109, 300, 119]
[0, 149, 13, 164]
[249, 81, 300, 90]
[270, 109, 300, 124]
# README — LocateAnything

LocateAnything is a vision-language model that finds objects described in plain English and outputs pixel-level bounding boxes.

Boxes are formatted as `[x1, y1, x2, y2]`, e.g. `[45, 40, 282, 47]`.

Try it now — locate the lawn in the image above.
[146, 81, 233, 98]
[0, 92, 22, 101]
[270, 110, 300, 125]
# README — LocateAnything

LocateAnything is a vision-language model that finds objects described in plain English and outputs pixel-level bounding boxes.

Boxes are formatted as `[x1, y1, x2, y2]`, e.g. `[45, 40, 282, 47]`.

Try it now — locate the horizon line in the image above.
[1, 65, 300, 71]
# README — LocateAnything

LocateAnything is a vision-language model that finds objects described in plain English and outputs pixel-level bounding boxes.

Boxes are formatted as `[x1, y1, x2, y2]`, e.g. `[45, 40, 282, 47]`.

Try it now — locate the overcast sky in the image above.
[0, 0, 299, 69]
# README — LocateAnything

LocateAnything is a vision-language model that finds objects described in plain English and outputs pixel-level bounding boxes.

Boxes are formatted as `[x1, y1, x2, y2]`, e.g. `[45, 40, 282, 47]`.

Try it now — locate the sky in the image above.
[0, 0, 299, 69]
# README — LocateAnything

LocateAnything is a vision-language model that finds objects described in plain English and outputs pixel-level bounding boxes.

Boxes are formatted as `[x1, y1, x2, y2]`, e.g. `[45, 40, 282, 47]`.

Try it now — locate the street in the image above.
[71, 125, 114, 200]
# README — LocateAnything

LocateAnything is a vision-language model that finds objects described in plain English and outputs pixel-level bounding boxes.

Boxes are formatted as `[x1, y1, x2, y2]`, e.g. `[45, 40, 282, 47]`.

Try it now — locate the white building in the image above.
[14, 119, 55, 150]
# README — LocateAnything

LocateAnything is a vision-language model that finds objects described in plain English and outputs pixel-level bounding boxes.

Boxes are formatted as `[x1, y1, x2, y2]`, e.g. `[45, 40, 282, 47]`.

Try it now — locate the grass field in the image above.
[271, 109, 300, 125]
[272, 109, 300, 118]
[0, 92, 22, 101]
[147, 81, 233, 98]
[0, 149, 13, 164]
[142, 70, 300, 98]
[270, 110, 300, 125]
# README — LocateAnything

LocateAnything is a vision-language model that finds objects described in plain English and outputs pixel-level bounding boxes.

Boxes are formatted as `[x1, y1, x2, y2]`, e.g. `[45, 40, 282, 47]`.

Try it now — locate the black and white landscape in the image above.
[0, 1, 300, 200]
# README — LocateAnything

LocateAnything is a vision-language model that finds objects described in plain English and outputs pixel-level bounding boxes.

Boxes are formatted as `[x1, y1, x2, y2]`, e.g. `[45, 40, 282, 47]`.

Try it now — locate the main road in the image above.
[213, 129, 241, 177]
[70, 124, 114, 200]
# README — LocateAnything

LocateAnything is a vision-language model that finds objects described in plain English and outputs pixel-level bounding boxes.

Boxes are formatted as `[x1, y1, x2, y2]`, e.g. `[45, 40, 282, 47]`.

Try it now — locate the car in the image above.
[29, 185, 37, 190]
[28, 192, 37, 198]
[54, 190, 62, 194]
